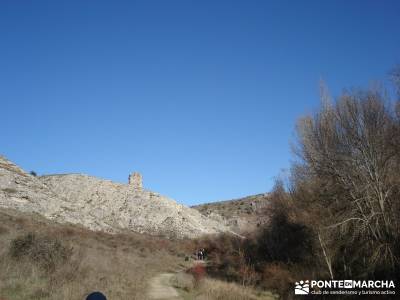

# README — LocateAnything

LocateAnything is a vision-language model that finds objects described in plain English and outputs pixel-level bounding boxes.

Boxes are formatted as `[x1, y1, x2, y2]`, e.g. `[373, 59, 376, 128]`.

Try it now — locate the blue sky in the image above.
[1, 1, 399, 205]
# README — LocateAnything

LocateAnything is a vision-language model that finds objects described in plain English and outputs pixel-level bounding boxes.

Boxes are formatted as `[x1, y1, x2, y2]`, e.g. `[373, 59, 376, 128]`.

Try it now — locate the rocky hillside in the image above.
[0, 156, 89, 226]
[0, 155, 228, 238]
[192, 193, 270, 233]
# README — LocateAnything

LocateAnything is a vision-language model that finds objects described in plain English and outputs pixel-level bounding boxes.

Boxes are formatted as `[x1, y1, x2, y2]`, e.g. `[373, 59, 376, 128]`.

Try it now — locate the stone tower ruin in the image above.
[128, 172, 142, 191]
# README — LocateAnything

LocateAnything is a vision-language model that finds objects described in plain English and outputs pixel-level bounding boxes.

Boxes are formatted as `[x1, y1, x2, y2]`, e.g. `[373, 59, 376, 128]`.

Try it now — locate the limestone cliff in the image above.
[0, 155, 228, 238]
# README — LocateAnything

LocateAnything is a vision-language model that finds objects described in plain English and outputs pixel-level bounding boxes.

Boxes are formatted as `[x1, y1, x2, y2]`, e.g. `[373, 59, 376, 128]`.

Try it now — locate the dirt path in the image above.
[147, 272, 182, 300]
[147, 260, 205, 300]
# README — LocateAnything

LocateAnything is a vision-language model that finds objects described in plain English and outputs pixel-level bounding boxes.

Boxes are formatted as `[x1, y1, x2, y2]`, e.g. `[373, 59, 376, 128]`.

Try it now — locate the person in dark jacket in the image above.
[197, 249, 203, 260]
[86, 292, 107, 300]
[201, 248, 206, 260]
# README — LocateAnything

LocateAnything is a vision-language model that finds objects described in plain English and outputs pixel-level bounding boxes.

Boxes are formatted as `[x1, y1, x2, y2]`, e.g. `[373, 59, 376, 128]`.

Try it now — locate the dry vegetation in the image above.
[196, 278, 276, 300]
[0, 208, 191, 300]
[190, 69, 400, 299]
[171, 268, 277, 300]
[0, 208, 274, 300]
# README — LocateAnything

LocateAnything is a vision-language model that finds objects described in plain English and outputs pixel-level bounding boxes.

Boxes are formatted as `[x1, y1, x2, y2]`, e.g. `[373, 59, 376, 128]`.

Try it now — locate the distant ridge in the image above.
[192, 193, 270, 233]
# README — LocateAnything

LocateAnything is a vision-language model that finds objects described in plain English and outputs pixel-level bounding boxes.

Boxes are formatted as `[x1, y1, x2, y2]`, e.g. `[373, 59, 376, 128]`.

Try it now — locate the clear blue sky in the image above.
[1, 1, 399, 205]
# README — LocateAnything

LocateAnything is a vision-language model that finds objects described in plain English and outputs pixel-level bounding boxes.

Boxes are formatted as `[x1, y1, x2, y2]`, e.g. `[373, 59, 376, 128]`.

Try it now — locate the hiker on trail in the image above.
[197, 249, 203, 260]
[201, 248, 206, 260]
[86, 292, 107, 300]
[197, 248, 206, 260]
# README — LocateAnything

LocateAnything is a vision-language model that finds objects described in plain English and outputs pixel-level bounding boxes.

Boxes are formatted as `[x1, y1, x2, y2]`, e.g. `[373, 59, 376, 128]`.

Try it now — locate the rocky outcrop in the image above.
[0, 156, 90, 227]
[0, 155, 228, 238]
[192, 193, 270, 233]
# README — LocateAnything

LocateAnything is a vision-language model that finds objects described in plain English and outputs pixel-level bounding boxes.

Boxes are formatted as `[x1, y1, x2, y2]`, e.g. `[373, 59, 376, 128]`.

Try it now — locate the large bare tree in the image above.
[293, 88, 400, 279]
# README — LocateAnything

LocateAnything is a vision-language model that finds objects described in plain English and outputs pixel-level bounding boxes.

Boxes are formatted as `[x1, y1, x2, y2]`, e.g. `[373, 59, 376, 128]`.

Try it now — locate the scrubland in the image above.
[0, 209, 275, 300]
[0, 208, 188, 300]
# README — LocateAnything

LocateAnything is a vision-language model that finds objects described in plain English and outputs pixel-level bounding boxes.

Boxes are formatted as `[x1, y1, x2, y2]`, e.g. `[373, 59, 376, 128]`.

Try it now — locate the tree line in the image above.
[198, 66, 400, 299]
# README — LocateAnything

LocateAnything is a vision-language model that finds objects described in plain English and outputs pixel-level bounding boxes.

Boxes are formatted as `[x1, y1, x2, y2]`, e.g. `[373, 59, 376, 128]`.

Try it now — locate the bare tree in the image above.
[294, 88, 400, 279]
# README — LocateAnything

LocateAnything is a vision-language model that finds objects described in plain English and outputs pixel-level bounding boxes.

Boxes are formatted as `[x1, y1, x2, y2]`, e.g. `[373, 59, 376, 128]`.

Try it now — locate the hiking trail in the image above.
[147, 259, 205, 300]
[147, 272, 181, 300]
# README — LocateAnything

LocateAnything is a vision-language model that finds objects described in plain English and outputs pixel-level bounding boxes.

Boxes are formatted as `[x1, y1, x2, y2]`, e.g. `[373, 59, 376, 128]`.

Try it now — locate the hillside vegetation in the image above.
[0, 208, 189, 300]
[0, 208, 278, 300]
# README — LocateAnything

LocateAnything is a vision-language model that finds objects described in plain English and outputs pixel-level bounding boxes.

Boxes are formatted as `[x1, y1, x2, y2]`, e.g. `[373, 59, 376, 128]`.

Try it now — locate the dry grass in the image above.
[173, 275, 277, 300]
[0, 208, 188, 300]
[9, 233, 73, 272]
[198, 278, 277, 300]
[0, 208, 279, 300]
[171, 272, 195, 292]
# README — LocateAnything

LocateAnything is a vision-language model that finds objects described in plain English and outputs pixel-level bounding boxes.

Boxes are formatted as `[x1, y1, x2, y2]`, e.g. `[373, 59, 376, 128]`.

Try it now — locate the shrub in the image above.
[261, 263, 293, 298]
[200, 234, 243, 282]
[9, 232, 73, 272]
[257, 211, 314, 264]
[187, 263, 206, 286]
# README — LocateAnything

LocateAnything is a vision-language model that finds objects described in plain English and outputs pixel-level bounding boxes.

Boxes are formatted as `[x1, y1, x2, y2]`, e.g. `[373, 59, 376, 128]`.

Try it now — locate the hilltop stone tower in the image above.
[128, 172, 142, 191]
